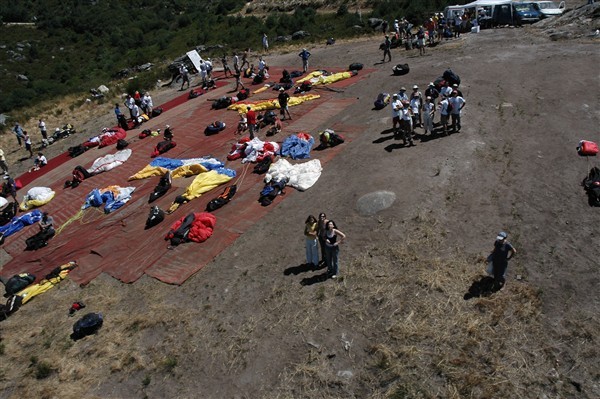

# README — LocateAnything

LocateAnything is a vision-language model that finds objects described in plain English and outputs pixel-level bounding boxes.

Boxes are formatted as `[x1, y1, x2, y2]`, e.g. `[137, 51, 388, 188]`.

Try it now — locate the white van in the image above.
[530, 1, 565, 18]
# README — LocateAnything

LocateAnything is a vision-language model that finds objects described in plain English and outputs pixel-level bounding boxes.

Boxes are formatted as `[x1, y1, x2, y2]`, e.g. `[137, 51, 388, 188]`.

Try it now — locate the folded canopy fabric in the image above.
[265, 159, 322, 191]
[88, 149, 132, 174]
[17, 262, 77, 305]
[168, 169, 235, 213]
[227, 94, 320, 113]
[82, 185, 136, 214]
[280, 133, 315, 160]
[129, 156, 226, 180]
[0, 209, 43, 238]
[19, 187, 55, 211]
[296, 71, 353, 86]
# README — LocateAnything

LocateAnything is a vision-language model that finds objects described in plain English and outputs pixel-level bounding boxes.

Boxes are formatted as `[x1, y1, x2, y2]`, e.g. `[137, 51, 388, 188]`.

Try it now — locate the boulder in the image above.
[97, 85, 110, 94]
[292, 31, 310, 40]
[17, 74, 29, 81]
[368, 18, 383, 28]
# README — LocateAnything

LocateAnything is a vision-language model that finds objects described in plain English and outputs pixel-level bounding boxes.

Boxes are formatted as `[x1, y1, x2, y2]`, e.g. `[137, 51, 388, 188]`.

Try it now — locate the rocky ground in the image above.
[1, 4, 599, 399]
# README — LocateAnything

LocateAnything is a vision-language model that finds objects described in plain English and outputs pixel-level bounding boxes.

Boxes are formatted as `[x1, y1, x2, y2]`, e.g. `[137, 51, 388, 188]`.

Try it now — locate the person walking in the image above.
[488, 231, 516, 290]
[299, 48, 311, 73]
[234, 70, 245, 91]
[246, 106, 257, 139]
[221, 55, 232, 77]
[241, 48, 250, 70]
[0, 148, 9, 174]
[38, 119, 48, 141]
[304, 215, 319, 268]
[262, 33, 269, 52]
[277, 88, 291, 120]
[381, 35, 392, 63]
[449, 90, 466, 132]
[324, 220, 346, 279]
[13, 123, 24, 147]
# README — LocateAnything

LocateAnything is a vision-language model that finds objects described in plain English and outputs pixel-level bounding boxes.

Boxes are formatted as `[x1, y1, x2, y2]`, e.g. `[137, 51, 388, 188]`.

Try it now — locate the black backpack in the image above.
[151, 107, 163, 117]
[392, 64, 410, 76]
[253, 156, 273, 175]
[116, 139, 129, 150]
[443, 69, 461, 86]
[349, 62, 363, 71]
[206, 185, 237, 212]
[4, 273, 35, 296]
[71, 312, 103, 340]
[145, 206, 165, 229]
[582, 167, 600, 207]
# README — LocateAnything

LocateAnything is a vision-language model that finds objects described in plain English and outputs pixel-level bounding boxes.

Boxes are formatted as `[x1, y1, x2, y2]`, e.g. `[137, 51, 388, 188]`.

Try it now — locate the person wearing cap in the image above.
[411, 85, 423, 125]
[277, 87, 291, 121]
[409, 91, 422, 133]
[391, 94, 403, 137]
[397, 87, 409, 102]
[400, 101, 414, 146]
[449, 90, 466, 132]
[2, 174, 17, 202]
[298, 48, 311, 73]
[141, 92, 153, 116]
[488, 232, 516, 290]
[451, 83, 463, 97]
[381, 35, 392, 63]
[246, 106, 257, 139]
[425, 82, 440, 103]
[38, 118, 48, 141]
[422, 96, 435, 135]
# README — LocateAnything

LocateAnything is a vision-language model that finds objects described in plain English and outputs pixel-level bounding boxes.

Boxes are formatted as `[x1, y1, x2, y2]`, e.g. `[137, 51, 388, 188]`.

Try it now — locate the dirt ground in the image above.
[1, 7, 600, 399]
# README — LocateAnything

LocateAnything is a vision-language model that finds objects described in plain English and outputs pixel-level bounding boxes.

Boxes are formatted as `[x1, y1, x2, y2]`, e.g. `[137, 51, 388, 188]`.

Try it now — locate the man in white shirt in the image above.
[391, 94, 402, 137]
[438, 95, 451, 135]
[400, 103, 414, 146]
[38, 119, 48, 140]
[397, 87, 409, 102]
[422, 96, 435, 135]
[141, 93, 153, 116]
[449, 91, 466, 132]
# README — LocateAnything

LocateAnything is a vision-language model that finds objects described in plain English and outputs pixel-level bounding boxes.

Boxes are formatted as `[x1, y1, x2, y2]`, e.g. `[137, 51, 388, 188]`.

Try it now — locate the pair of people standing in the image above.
[304, 213, 346, 279]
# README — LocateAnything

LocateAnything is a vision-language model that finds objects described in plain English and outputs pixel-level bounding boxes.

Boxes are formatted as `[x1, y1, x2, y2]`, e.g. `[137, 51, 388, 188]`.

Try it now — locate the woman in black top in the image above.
[324, 220, 346, 279]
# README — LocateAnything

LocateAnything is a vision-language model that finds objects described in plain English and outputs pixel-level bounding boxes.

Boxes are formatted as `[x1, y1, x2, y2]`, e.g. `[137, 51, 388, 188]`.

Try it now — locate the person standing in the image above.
[124, 95, 135, 119]
[391, 94, 402, 138]
[241, 48, 250, 70]
[381, 35, 392, 63]
[141, 92, 153, 116]
[180, 65, 190, 90]
[221, 55, 232, 77]
[381, 20, 388, 35]
[38, 119, 48, 141]
[324, 220, 346, 279]
[400, 104, 414, 146]
[262, 33, 269, 52]
[246, 106, 257, 139]
[304, 215, 319, 268]
[278, 88, 291, 120]
[131, 104, 141, 127]
[24, 131, 33, 157]
[425, 82, 440, 104]
[234, 70, 245, 91]
[439, 95, 451, 135]
[449, 90, 466, 132]
[489, 231, 516, 290]
[2, 175, 17, 202]
[0, 148, 9, 174]
[397, 87, 409, 102]
[232, 52, 240, 74]
[299, 48, 311, 73]
[317, 213, 329, 265]
[205, 58, 213, 80]
[422, 96, 435, 135]
[13, 123, 24, 147]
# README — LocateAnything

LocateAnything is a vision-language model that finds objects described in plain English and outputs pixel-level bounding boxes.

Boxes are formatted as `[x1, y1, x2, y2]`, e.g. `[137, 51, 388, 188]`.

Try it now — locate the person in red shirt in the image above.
[246, 106, 257, 139]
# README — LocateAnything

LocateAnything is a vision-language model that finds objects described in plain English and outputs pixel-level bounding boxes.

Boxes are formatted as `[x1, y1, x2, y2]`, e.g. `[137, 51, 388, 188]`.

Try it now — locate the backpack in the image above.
[349, 63, 363, 71]
[442, 69, 461, 86]
[25, 228, 55, 251]
[253, 156, 273, 175]
[0, 295, 23, 321]
[145, 206, 165, 229]
[374, 93, 390, 110]
[149, 172, 172, 203]
[582, 166, 600, 207]
[188, 89, 201, 99]
[577, 140, 599, 156]
[206, 184, 238, 212]
[0, 202, 18, 227]
[237, 89, 250, 100]
[4, 273, 36, 296]
[68, 144, 87, 158]
[212, 97, 232, 110]
[139, 129, 152, 139]
[392, 63, 410, 76]
[116, 139, 129, 150]
[151, 107, 163, 117]
[71, 312, 103, 340]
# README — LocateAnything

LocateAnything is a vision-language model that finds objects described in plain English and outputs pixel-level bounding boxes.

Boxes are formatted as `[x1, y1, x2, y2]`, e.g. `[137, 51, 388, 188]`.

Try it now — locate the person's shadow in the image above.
[463, 276, 502, 300]
[300, 272, 329, 286]
[284, 263, 317, 276]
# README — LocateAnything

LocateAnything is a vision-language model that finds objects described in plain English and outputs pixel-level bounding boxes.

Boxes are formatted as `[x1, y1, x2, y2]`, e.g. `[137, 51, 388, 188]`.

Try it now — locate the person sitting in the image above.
[163, 125, 174, 141]
[266, 116, 283, 137]
[236, 114, 248, 135]
[30, 152, 48, 172]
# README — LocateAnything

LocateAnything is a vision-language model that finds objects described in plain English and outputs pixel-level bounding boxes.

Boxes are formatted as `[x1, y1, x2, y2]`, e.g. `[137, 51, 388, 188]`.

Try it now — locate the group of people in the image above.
[304, 213, 346, 279]
[391, 81, 466, 146]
